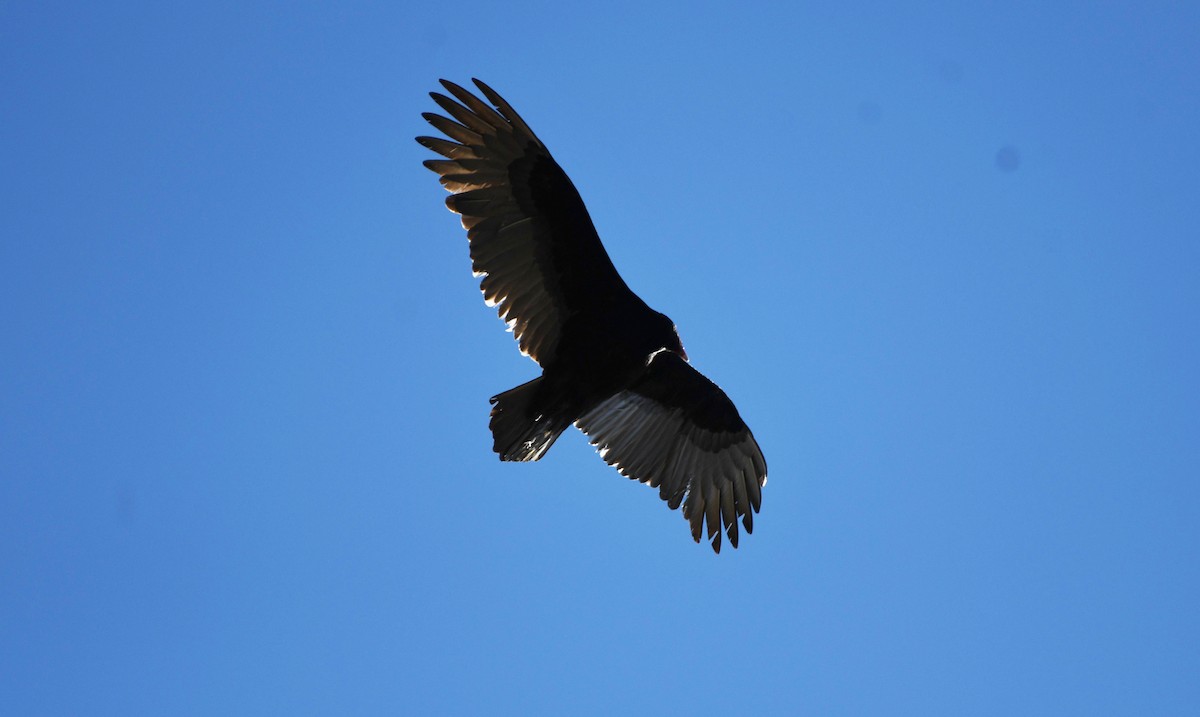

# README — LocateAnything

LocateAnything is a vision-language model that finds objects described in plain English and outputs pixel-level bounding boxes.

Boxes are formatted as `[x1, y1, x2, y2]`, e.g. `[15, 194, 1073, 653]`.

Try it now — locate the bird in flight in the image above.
[418, 79, 767, 552]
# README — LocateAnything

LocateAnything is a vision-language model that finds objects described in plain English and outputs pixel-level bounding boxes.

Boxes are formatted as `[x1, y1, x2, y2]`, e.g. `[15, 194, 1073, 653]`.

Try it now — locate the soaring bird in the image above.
[418, 79, 767, 552]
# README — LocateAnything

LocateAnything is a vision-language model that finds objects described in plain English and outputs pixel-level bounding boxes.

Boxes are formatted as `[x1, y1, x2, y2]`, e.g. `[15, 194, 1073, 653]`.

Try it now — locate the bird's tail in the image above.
[488, 377, 571, 461]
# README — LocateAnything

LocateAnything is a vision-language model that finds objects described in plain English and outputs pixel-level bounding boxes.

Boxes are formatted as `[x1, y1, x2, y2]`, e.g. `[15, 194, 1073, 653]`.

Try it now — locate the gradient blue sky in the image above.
[2, 2, 1198, 714]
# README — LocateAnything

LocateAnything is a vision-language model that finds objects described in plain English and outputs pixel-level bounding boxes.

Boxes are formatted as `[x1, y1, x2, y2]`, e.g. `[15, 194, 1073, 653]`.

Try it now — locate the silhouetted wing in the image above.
[418, 79, 632, 366]
[576, 351, 767, 553]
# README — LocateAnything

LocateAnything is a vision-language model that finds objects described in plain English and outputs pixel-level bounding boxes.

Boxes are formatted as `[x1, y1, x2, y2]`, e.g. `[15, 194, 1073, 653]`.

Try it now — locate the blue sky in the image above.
[2, 2, 1198, 714]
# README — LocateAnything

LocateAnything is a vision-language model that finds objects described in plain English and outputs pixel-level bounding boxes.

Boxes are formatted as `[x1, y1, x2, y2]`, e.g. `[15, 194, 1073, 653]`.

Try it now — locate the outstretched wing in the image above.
[418, 79, 633, 366]
[576, 351, 768, 553]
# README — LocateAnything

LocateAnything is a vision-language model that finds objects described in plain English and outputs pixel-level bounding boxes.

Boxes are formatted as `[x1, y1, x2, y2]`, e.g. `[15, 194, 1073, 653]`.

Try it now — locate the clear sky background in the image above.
[2, 2, 1198, 714]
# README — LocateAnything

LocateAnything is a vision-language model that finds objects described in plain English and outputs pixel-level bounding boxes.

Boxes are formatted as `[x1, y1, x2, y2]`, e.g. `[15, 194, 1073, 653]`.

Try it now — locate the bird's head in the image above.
[668, 325, 688, 362]
[654, 311, 688, 362]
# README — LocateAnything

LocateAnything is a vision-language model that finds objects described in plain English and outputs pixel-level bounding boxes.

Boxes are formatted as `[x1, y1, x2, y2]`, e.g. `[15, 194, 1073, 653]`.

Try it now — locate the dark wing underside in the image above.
[417, 79, 631, 365]
[576, 351, 768, 553]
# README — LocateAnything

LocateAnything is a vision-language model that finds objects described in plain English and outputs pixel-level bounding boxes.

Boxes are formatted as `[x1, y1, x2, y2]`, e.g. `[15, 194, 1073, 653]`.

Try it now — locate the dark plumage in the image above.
[418, 79, 767, 552]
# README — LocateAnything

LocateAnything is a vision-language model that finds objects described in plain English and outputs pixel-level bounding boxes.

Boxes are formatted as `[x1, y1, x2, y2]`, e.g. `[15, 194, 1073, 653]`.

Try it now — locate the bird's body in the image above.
[419, 79, 766, 552]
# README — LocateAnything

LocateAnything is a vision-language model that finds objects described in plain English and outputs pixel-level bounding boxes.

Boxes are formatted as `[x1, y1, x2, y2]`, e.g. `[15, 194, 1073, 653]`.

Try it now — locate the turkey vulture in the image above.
[418, 79, 767, 553]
